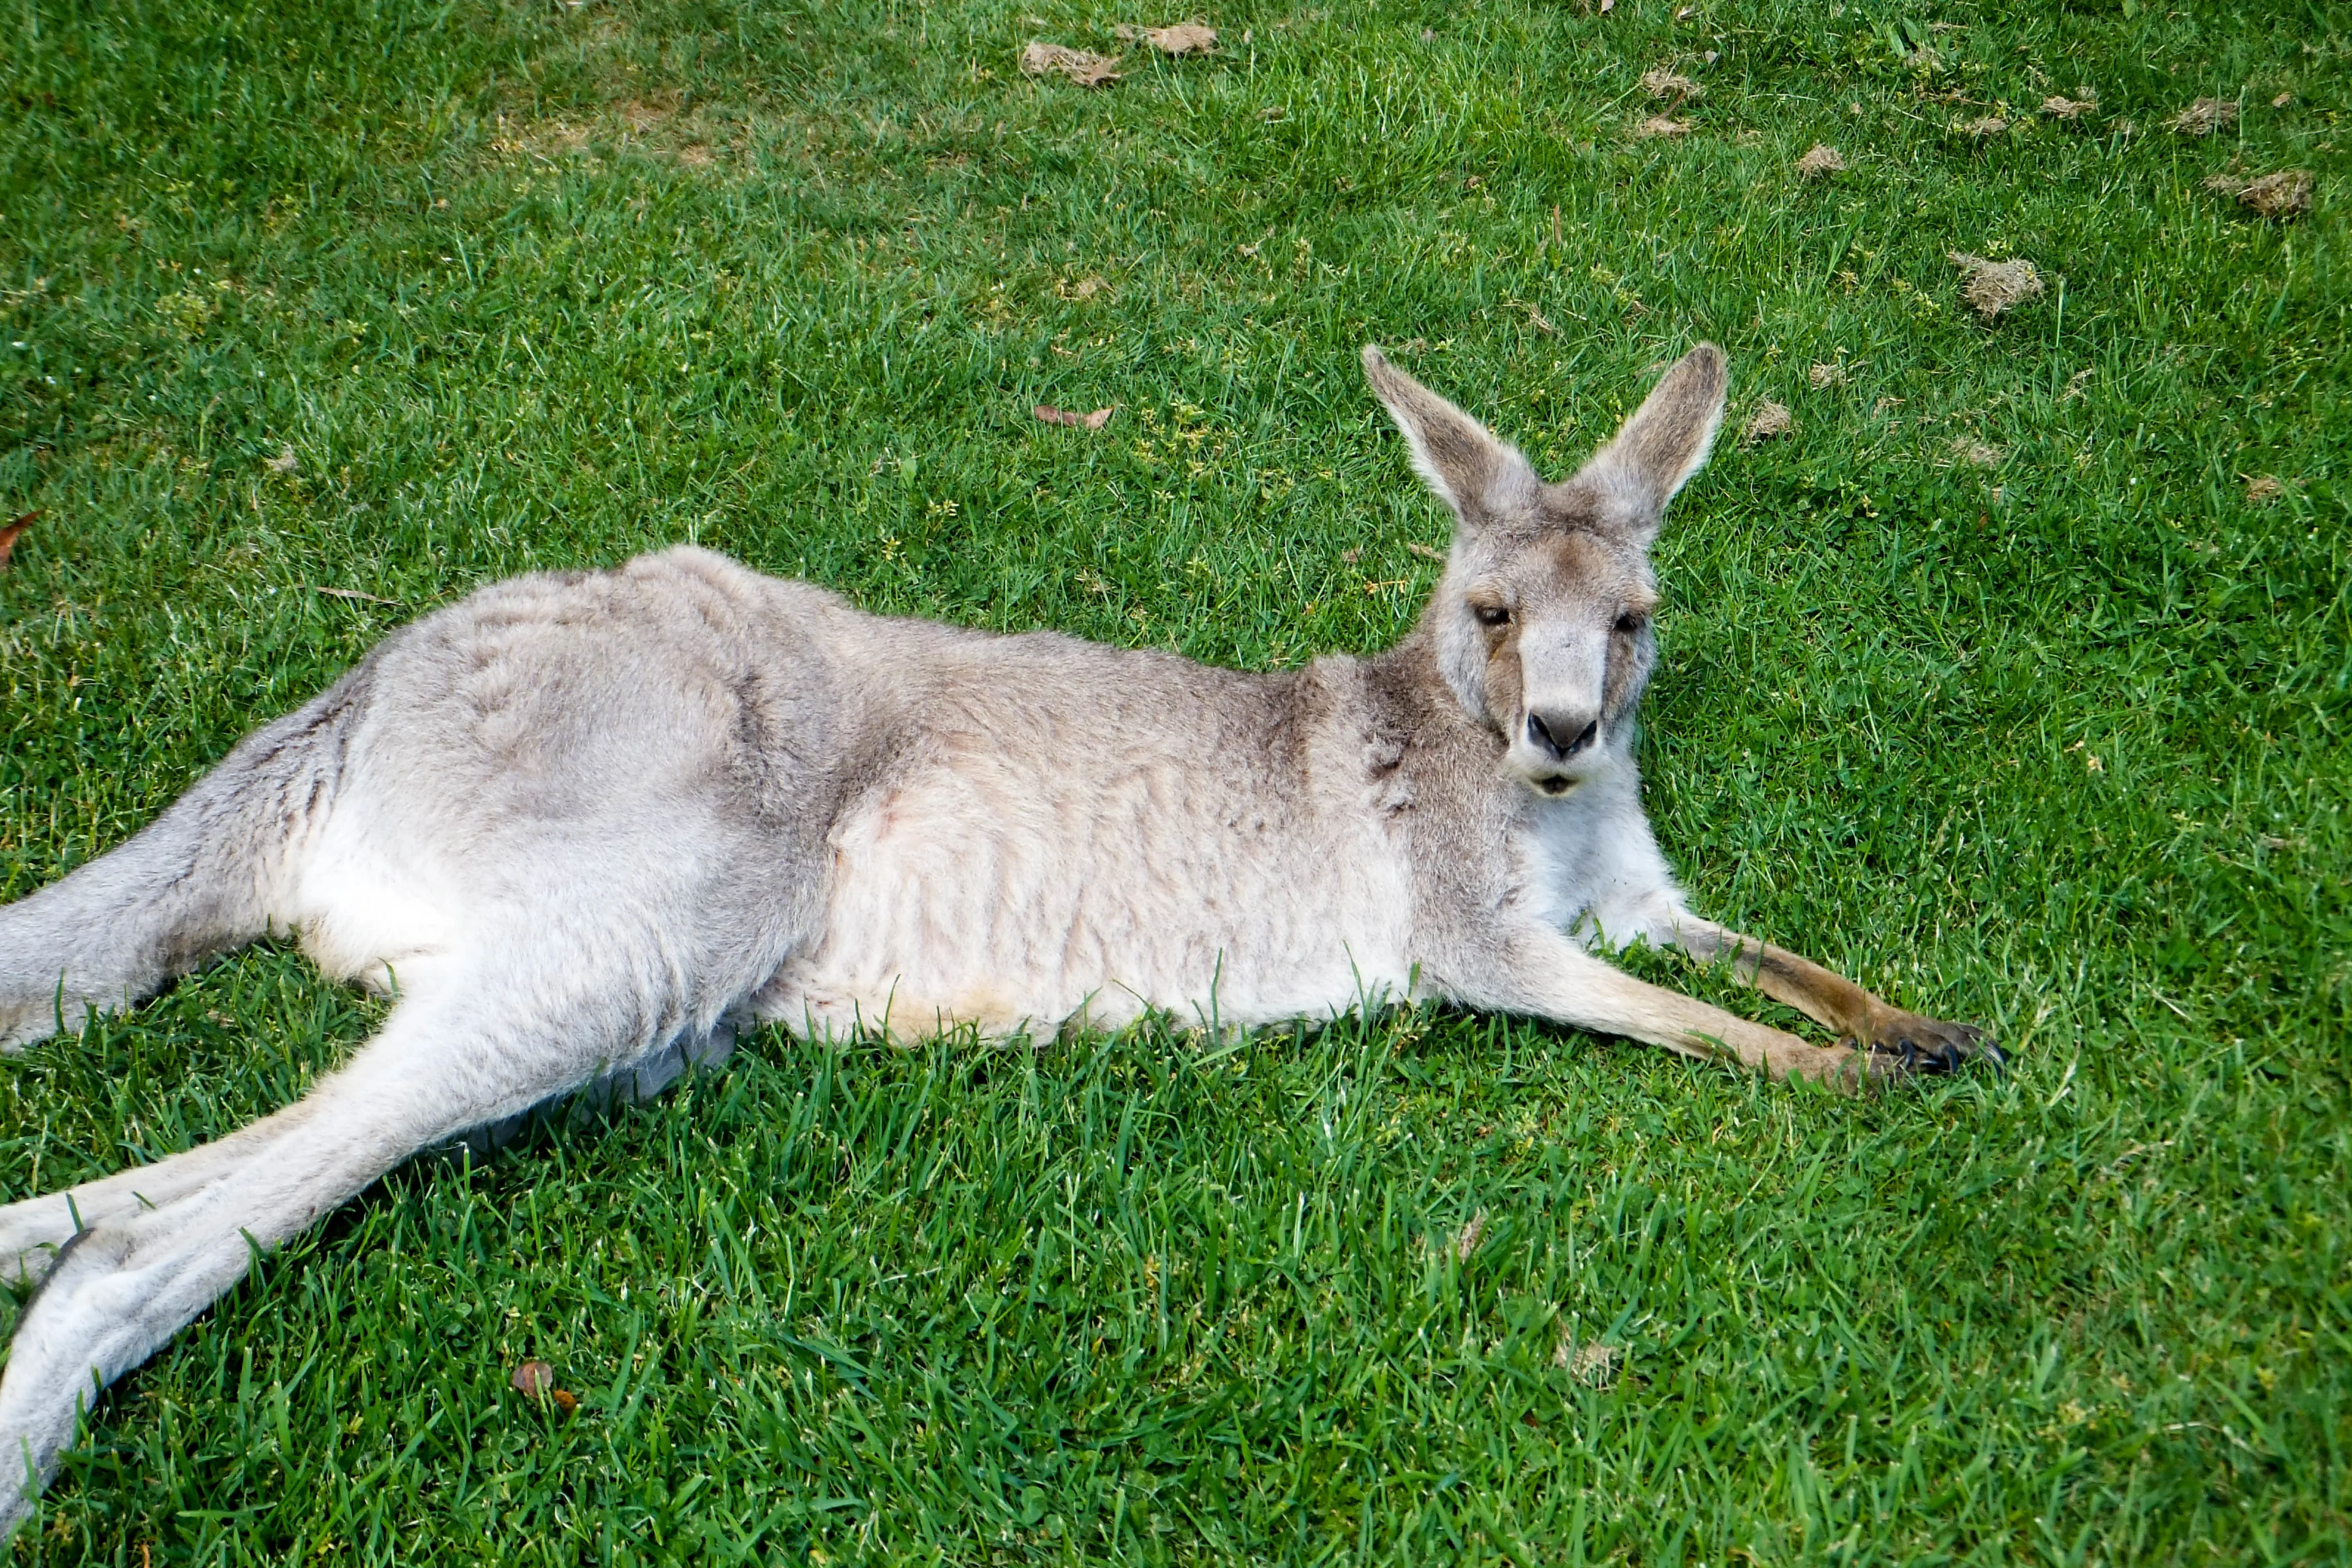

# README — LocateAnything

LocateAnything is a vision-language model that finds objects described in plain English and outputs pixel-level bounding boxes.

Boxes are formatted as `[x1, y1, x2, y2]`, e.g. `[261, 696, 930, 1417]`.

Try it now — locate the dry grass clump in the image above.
[1948, 437, 2005, 469]
[2041, 94, 2096, 121]
[2206, 168, 2314, 219]
[1948, 252, 2045, 320]
[1020, 41, 1122, 86]
[1743, 402, 1794, 443]
[2169, 97, 2237, 135]
[1795, 143, 1845, 178]
[1114, 21, 1216, 56]
[2244, 475, 2285, 505]
[1640, 67, 1701, 104]
[1632, 116, 1691, 139]
[1807, 361, 1848, 389]
[1961, 115, 2010, 138]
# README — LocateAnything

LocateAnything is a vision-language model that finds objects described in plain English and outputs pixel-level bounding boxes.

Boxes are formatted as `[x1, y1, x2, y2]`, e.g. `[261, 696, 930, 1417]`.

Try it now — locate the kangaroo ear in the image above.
[1362, 345, 1539, 526]
[1580, 343, 1728, 530]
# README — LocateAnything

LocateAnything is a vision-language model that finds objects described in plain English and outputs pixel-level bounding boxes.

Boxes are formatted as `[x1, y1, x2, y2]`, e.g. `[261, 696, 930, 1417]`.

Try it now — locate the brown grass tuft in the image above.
[1640, 67, 1701, 104]
[1794, 143, 1845, 178]
[1020, 41, 1122, 86]
[2169, 97, 2237, 135]
[1948, 252, 2045, 320]
[1743, 401, 1794, 443]
[2041, 94, 2096, 121]
[1632, 116, 1691, 139]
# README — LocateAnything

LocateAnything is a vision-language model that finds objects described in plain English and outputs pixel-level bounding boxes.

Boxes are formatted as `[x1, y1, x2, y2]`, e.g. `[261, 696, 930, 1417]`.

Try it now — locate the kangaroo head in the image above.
[1363, 342, 1727, 797]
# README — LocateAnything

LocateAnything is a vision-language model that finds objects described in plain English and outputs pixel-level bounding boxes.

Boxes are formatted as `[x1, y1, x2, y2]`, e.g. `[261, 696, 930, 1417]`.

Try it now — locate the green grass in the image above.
[2, 0, 2348, 1560]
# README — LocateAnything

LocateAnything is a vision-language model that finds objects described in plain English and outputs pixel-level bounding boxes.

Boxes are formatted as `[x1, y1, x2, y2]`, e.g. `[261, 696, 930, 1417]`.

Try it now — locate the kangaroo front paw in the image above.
[1859, 1012, 2003, 1081]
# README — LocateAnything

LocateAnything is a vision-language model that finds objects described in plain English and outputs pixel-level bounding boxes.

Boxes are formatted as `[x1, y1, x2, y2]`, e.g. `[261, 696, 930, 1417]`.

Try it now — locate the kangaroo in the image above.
[0, 344, 1994, 1533]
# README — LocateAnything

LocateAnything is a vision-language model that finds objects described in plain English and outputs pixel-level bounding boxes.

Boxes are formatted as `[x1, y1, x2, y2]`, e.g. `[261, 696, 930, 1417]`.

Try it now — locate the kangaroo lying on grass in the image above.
[0, 343, 1995, 1532]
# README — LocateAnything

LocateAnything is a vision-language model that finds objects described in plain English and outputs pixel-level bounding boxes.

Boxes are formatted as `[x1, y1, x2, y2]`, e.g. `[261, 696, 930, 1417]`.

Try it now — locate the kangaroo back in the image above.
[0, 662, 373, 1049]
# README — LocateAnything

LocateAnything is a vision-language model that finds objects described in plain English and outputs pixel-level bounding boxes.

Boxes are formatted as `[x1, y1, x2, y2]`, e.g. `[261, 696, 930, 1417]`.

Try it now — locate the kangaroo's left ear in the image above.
[1578, 343, 1727, 536]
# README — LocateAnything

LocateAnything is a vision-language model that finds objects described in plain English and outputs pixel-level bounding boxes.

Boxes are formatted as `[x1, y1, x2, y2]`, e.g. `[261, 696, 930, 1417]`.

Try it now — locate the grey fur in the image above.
[0, 346, 1989, 1536]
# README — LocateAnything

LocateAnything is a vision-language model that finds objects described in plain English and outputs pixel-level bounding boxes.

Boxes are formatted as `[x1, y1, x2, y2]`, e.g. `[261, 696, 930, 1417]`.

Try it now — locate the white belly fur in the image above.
[756, 748, 1415, 1041]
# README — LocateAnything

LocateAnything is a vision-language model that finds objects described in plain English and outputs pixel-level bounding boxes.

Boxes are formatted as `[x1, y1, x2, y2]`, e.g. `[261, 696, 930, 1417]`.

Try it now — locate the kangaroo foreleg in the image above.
[1662, 914, 2000, 1073]
[1457, 929, 1867, 1088]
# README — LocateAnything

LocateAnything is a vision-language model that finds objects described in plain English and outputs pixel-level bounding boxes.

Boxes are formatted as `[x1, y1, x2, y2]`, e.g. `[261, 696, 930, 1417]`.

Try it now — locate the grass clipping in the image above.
[1949, 252, 2045, 321]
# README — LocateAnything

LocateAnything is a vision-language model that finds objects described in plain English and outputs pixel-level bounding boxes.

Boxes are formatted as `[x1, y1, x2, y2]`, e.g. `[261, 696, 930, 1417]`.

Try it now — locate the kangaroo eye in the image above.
[1615, 612, 1648, 636]
[1472, 604, 1512, 629]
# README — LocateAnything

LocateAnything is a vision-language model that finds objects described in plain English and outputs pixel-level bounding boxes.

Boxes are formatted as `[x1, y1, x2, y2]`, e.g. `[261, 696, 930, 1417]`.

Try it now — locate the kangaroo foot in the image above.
[1860, 1011, 2003, 1081]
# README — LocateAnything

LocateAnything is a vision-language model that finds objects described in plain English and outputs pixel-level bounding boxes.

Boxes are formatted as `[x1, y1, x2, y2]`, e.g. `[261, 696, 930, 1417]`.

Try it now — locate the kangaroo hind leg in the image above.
[0, 956, 657, 1537]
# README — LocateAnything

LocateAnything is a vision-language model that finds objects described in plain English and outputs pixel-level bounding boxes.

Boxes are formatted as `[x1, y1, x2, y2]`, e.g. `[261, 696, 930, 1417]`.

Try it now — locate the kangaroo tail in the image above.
[0, 665, 374, 1050]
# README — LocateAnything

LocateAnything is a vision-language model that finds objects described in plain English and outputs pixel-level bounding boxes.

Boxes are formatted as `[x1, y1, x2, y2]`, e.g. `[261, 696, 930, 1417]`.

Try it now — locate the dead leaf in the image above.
[1034, 404, 1115, 429]
[550, 1389, 579, 1414]
[2169, 97, 2237, 135]
[1948, 252, 2045, 320]
[1407, 541, 1448, 564]
[511, 1360, 557, 1396]
[1115, 21, 1216, 56]
[304, 584, 398, 605]
[2041, 94, 2096, 121]
[2272, 92, 2294, 110]
[1452, 1209, 1488, 1262]
[1960, 115, 2009, 138]
[1640, 67, 1700, 104]
[1632, 116, 1690, 139]
[266, 444, 299, 475]
[1793, 143, 1845, 178]
[0, 510, 37, 571]
[2244, 475, 2284, 505]
[1743, 401, 1793, 442]
[1807, 362, 1847, 389]
[1020, 41, 1123, 87]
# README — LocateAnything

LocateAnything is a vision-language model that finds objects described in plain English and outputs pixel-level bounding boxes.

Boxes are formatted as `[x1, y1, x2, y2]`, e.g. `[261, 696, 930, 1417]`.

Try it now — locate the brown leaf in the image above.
[1948, 252, 2045, 320]
[550, 1389, 579, 1415]
[1743, 401, 1793, 443]
[1452, 1209, 1488, 1262]
[1793, 143, 1845, 178]
[0, 510, 37, 572]
[1033, 404, 1115, 429]
[1632, 116, 1690, 139]
[2244, 475, 2285, 505]
[511, 1360, 557, 1397]
[2041, 94, 2096, 121]
[1959, 115, 2009, 138]
[2168, 97, 2237, 136]
[1019, 42, 1123, 87]
[1117, 21, 1216, 56]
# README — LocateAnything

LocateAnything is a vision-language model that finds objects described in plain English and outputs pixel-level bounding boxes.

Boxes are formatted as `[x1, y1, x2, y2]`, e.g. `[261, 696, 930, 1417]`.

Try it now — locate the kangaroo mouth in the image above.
[1529, 774, 1579, 797]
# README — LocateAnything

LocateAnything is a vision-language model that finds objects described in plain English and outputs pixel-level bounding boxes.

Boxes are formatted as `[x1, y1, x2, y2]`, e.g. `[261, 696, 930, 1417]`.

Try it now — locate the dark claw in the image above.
[1863, 1017, 2003, 1084]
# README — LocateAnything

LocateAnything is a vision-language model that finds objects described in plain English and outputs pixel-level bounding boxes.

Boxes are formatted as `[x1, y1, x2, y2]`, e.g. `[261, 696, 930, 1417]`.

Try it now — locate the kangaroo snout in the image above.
[1525, 709, 1599, 763]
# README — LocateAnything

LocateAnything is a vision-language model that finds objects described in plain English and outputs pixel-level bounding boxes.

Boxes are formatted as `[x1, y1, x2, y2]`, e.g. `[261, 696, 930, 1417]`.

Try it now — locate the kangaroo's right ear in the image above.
[1362, 345, 1539, 527]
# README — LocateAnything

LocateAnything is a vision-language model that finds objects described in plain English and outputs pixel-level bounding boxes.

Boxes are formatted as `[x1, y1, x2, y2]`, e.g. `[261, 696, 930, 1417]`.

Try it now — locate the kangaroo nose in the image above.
[1526, 710, 1600, 761]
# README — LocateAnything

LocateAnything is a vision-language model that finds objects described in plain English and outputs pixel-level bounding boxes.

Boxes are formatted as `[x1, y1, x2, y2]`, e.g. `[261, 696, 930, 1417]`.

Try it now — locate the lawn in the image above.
[1, 0, 2348, 1561]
